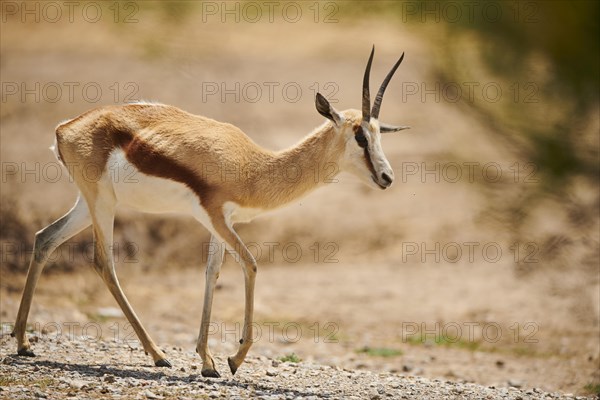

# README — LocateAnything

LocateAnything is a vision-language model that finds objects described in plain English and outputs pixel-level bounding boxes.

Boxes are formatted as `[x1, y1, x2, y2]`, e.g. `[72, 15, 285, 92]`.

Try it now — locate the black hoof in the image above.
[155, 359, 172, 367]
[17, 348, 35, 357]
[227, 357, 238, 375]
[201, 369, 221, 378]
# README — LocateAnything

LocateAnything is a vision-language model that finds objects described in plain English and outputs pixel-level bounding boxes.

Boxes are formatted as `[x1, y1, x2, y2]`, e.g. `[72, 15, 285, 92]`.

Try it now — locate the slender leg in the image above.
[227, 254, 256, 376]
[196, 235, 225, 378]
[212, 220, 257, 376]
[13, 195, 91, 356]
[88, 194, 171, 367]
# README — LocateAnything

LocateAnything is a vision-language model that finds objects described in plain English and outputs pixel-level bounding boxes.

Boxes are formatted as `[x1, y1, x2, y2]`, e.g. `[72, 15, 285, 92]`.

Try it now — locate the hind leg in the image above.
[13, 195, 91, 356]
[84, 184, 171, 367]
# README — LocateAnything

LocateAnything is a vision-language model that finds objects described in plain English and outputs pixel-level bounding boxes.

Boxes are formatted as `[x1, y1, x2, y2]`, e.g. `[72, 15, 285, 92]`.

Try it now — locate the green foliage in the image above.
[278, 353, 302, 363]
[342, 1, 599, 189]
[427, 1, 598, 188]
[134, 0, 198, 23]
[356, 346, 403, 357]
[582, 382, 600, 396]
[158, 1, 197, 22]
[530, 130, 584, 187]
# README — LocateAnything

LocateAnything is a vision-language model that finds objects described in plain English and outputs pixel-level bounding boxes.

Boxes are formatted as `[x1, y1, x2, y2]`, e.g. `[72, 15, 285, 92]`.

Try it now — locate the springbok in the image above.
[12, 47, 408, 377]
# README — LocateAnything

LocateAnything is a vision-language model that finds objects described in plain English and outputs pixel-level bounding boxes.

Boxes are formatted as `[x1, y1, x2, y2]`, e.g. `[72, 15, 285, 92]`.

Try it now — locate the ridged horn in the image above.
[362, 46, 375, 122]
[371, 52, 405, 119]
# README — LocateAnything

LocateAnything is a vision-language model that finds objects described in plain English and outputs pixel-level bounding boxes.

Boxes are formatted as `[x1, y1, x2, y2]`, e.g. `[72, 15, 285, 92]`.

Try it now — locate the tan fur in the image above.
[13, 48, 407, 377]
[14, 103, 367, 376]
[56, 103, 352, 221]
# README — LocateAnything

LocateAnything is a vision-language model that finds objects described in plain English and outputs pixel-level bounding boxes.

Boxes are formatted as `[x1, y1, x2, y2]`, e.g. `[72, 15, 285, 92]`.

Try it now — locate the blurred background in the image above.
[1, 1, 598, 395]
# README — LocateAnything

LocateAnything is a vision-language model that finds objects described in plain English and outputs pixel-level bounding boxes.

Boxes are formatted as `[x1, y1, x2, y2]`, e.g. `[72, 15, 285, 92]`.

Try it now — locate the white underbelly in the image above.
[223, 201, 264, 224]
[107, 150, 205, 219]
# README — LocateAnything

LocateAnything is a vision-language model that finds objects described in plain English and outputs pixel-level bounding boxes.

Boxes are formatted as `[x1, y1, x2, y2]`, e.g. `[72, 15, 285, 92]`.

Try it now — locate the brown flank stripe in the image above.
[111, 128, 213, 205]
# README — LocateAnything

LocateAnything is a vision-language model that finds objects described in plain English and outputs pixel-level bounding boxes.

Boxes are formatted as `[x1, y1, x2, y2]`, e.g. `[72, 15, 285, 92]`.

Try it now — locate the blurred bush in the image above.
[345, 0, 599, 187]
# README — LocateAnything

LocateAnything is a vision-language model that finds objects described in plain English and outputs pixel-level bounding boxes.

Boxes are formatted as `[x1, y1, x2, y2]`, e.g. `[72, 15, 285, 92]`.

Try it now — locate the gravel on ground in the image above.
[0, 334, 592, 400]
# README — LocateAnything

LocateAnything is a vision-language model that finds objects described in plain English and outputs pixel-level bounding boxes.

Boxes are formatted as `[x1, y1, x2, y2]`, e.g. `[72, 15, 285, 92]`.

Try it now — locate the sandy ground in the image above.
[0, 335, 591, 400]
[1, 258, 598, 395]
[1, 3, 599, 397]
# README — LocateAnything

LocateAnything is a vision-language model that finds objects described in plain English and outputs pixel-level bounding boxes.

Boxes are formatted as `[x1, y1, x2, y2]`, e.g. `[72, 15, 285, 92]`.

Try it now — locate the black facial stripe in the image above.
[355, 133, 368, 148]
[354, 124, 377, 177]
[354, 125, 368, 148]
[363, 146, 377, 178]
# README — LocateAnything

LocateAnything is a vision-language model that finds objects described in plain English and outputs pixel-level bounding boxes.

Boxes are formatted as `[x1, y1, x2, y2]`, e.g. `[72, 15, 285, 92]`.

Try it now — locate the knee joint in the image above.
[33, 231, 56, 263]
[248, 262, 257, 274]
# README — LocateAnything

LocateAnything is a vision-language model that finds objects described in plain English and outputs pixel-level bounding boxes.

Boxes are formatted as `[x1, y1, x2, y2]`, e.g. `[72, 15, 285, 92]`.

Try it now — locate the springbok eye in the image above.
[355, 132, 368, 148]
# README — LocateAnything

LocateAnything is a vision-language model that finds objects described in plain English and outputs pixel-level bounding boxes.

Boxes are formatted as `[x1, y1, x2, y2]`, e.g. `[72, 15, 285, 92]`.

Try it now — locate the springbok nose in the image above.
[381, 172, 393, 186]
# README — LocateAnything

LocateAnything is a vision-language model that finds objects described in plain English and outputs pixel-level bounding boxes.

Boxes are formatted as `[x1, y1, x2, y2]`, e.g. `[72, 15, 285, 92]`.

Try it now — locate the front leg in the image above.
[213, 220, 258, 376]
[227, 259, 256, 376]
[196, 235, 225, 378]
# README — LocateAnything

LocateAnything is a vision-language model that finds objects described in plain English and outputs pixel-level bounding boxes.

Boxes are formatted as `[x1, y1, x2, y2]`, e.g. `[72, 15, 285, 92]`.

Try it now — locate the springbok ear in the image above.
[380, 122, 410, 133]
[315, 93, 343, 126]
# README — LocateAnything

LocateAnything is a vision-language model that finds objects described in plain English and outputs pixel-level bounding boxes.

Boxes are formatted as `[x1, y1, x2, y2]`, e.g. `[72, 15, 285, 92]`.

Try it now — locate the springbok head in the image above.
[315, 46, 409, 190]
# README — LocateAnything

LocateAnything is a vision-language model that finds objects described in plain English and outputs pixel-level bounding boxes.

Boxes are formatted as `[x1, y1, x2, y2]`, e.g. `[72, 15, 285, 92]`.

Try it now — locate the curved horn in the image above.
[362, 46, 375, 122]
[371, 52, 404, 120]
